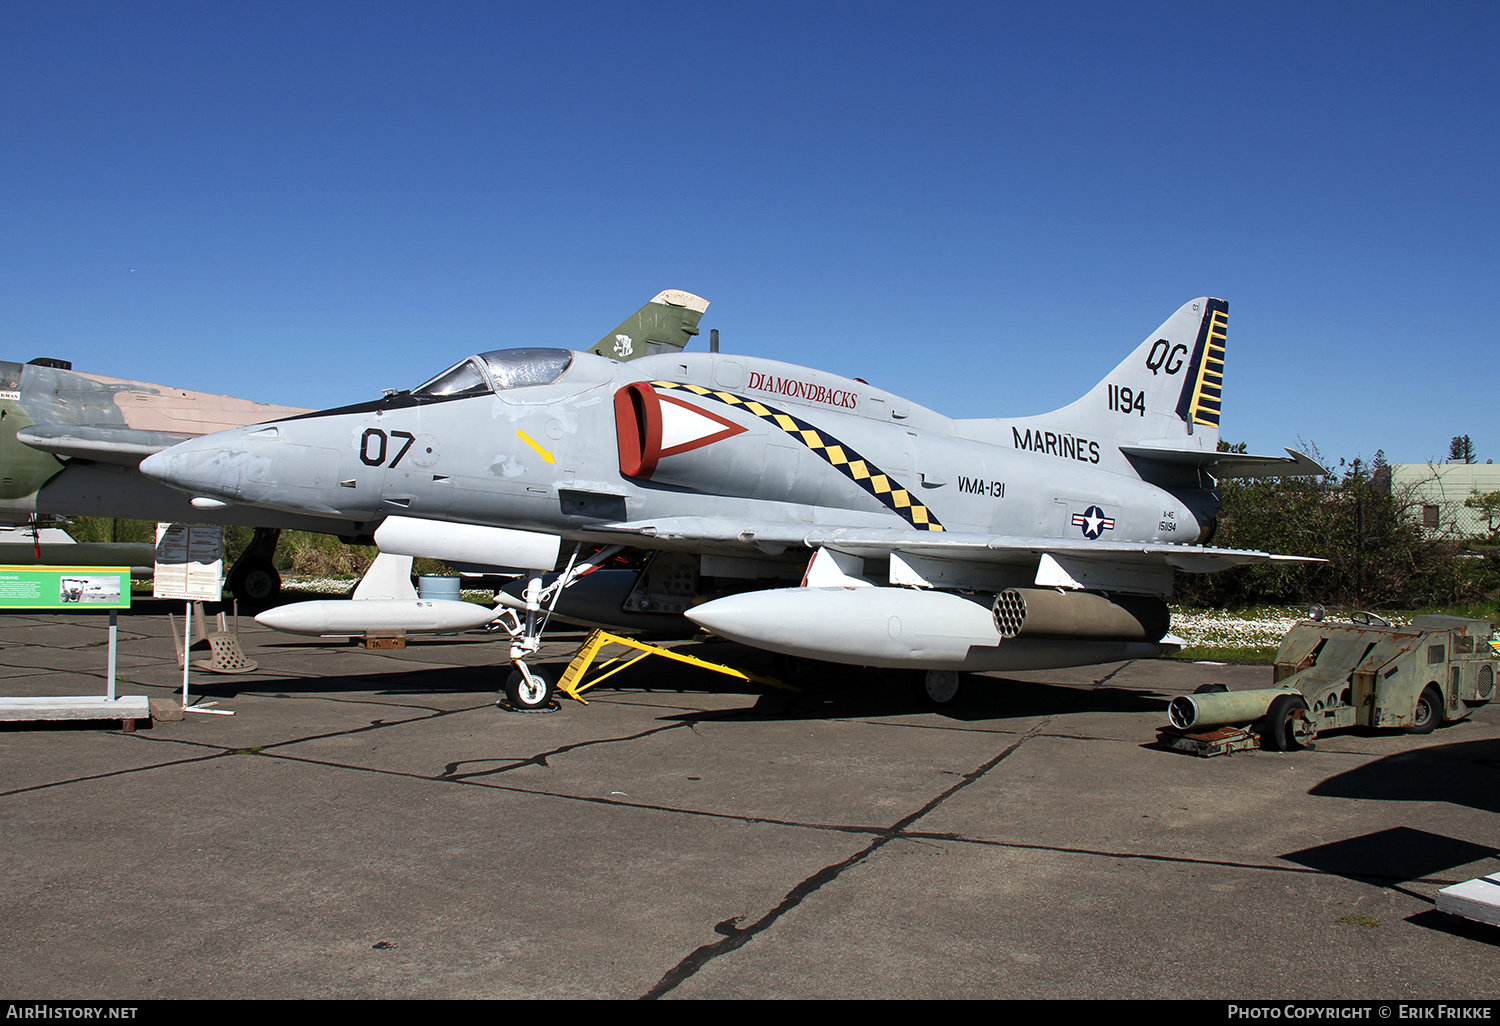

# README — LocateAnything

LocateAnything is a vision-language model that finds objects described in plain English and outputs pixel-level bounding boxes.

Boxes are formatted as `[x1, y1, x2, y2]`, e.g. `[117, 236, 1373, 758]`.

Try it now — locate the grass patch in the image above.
[1167, 601, 1499, 664]
[1406, 600, 1500, 622]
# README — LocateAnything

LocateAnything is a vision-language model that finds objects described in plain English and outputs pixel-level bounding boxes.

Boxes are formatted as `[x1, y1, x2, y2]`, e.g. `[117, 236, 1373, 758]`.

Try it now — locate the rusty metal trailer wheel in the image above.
[1263, 693, 1310, 752]
[1407, 685, 1443, 735]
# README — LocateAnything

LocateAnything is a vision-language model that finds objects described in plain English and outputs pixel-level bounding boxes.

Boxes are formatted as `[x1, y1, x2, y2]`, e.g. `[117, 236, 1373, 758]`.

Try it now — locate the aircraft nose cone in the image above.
[139, 435, 247, 501]
[137, 449, 174, 483]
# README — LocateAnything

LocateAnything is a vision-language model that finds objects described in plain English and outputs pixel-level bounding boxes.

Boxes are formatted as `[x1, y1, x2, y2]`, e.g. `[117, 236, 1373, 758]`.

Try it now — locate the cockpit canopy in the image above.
[413, 348, 574, 398]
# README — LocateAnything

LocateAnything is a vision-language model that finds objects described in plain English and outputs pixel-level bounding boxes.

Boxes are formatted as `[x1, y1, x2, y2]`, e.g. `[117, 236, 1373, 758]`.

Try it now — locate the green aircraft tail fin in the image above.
[588, 290, 709, 361]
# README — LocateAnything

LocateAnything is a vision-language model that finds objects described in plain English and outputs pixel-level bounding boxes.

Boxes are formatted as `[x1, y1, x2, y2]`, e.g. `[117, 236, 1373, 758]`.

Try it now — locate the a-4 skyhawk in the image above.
[141, 295, 1321, 708]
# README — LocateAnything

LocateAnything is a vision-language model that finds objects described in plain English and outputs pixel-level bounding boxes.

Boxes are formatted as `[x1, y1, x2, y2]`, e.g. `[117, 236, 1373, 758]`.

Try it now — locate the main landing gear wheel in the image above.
[1263, 693, 1311, 752]
[231, 564, 282, 603]
[1407, 685, 1443, 735]
[503, 666, 557, 712]
[919, 669, 962, 705]
[226, 527, 283, 605]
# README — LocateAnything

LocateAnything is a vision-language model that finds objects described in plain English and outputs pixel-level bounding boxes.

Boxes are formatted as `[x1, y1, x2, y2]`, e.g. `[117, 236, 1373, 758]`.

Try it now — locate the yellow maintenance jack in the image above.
[556, 629, 792, 704]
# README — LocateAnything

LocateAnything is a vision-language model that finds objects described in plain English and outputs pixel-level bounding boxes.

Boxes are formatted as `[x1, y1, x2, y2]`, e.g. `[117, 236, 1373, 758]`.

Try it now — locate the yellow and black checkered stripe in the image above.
[652, 381, 945, 532]
[1176, 299, 1227, 427]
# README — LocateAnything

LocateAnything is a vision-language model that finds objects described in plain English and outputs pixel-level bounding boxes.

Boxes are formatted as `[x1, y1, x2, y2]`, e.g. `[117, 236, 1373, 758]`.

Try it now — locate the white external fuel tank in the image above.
[686, 587, 1176, 672]
[255, 598, 498, 637]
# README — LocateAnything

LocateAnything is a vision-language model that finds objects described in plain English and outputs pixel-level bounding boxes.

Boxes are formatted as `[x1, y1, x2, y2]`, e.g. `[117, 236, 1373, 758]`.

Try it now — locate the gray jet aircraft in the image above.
[0, 290, 708, 601]
[141, 295, 1321, 708]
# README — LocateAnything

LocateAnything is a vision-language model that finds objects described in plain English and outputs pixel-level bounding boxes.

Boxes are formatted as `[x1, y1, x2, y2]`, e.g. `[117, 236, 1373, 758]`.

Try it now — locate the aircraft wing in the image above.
[15, 424, 195, 466]
[586, 289, 709, 361]
[590, 516, 1319, 590]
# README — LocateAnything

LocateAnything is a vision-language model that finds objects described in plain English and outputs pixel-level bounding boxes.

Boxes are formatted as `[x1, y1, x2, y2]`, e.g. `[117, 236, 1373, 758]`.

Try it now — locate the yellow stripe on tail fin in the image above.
[1176, 300, 1228, 428]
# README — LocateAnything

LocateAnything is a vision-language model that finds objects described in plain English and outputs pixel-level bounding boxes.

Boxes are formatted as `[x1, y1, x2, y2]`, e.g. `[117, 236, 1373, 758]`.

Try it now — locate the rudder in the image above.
[1173, 298, 1228, 430]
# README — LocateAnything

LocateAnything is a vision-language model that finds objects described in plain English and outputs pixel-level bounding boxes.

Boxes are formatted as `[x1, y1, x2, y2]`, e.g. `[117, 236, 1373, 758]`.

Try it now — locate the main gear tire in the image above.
[230, 564, 282, 604]
[919, 669, 962, 705]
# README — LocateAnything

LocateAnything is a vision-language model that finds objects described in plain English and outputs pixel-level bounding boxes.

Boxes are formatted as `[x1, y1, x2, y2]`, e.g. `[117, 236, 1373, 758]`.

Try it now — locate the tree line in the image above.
[1174, 444, 1500, 610]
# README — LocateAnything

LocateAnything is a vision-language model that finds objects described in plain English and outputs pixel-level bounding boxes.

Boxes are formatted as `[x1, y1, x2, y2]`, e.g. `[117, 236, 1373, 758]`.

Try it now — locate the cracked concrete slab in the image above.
[1, 606, 1497, 999]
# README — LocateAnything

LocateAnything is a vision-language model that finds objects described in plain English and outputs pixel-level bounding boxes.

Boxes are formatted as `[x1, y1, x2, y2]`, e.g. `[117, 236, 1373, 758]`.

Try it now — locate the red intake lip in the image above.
[614, 382, 746, 480]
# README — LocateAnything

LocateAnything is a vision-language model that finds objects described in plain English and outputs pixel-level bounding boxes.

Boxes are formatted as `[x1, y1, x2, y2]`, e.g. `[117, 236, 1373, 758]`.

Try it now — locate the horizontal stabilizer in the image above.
[1119, 445, 1326, 479]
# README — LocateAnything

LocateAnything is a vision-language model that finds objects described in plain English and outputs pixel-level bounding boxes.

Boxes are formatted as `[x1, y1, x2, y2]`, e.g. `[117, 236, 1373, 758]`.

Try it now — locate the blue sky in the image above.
[4, 1, 1496, 467]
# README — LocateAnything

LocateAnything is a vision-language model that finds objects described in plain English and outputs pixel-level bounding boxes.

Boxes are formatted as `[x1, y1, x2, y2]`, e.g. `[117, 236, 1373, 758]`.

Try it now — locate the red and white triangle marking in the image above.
[655, 391, 746, 458]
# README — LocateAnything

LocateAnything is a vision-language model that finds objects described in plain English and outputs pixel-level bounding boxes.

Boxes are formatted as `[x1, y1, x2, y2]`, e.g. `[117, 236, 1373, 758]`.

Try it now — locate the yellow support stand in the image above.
[556, 629, 792, 704]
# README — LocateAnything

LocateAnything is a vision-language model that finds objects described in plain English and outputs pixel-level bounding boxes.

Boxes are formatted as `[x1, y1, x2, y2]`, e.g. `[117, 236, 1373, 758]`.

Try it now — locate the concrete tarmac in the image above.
[2, 602, 1497, 1000]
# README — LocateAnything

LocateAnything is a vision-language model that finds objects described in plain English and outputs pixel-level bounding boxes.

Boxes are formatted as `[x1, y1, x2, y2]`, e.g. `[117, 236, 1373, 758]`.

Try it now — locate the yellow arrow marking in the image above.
[515, 430, 556, 464]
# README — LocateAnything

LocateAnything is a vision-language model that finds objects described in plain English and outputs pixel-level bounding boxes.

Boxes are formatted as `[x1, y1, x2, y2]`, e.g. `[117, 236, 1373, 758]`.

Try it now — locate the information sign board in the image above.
[153, 524, 224, 602]
[0, 566, 131, 609]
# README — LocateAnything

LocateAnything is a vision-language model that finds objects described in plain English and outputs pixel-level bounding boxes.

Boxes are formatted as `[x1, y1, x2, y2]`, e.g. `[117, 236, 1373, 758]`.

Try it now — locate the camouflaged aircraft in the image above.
[1, 290, 708, 602]
[0, 357, 326, 598]
[140, 295, 1322, 708]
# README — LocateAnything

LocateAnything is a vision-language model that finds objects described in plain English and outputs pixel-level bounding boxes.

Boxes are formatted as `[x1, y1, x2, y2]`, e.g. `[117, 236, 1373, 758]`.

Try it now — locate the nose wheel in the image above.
[503, 665, 557, 711]
[492, 549, 625, 713]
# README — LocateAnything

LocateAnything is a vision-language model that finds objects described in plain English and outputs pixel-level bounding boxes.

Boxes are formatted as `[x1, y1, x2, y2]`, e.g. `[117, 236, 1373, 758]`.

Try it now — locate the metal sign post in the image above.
[107, 610, 117, 700]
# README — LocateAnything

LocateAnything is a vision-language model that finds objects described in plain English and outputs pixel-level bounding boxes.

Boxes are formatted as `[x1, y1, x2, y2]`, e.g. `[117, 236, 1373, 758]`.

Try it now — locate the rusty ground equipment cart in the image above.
[1162, 613, 1496, 755]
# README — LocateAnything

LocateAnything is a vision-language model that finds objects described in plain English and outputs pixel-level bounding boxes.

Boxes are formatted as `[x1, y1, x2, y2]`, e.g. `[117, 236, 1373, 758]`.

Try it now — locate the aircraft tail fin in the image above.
[1051, 296, 1228, 453]
[588, 290, 709, 362]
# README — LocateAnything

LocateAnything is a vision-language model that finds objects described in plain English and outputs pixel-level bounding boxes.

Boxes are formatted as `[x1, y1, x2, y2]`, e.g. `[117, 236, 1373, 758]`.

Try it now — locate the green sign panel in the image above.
[0, 565, 132, 609]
